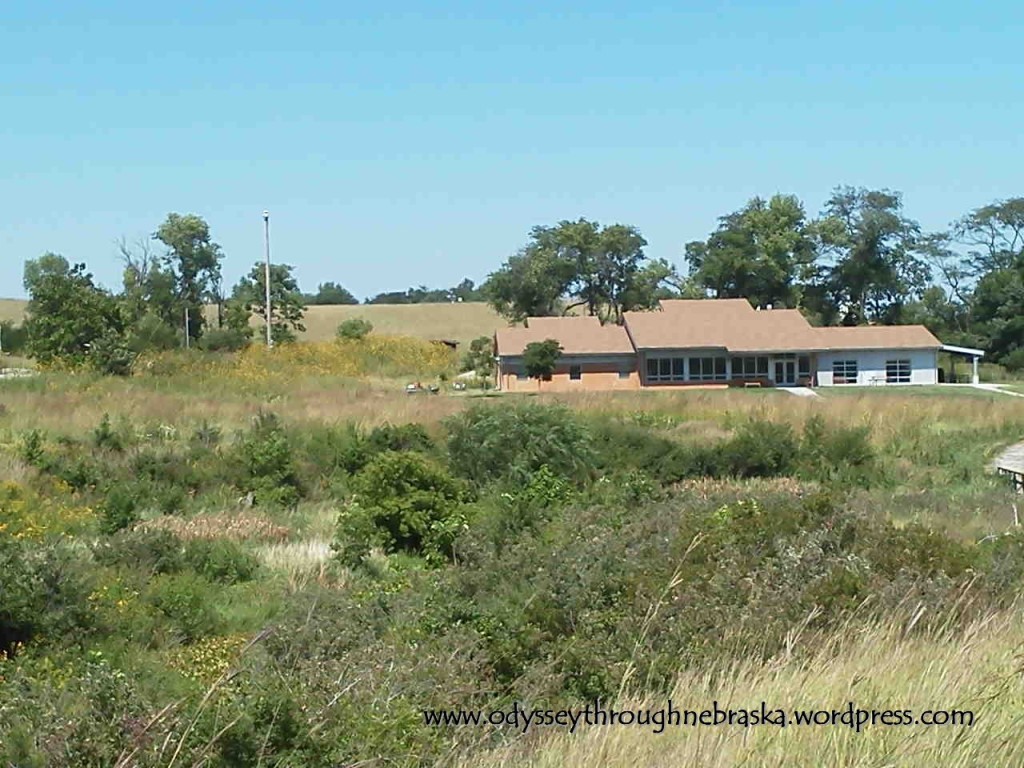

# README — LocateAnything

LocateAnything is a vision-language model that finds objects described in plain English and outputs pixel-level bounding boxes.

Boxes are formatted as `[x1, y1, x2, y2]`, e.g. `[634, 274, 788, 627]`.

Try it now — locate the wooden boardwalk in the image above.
[994, 442, 1024, 493]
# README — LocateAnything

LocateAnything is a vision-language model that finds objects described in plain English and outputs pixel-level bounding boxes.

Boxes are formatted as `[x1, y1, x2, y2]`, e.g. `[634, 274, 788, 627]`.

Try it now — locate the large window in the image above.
[885, 359, 911, 384]
[646, 356, 686, 382]
[730, 356, 770, 378]
[689, 357, 728, 381]
[798, 356, 811, 378]
[832, 360, 858, 385]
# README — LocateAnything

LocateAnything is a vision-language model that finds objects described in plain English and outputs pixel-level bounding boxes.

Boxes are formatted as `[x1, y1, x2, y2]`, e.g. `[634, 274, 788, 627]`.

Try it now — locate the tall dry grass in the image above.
[464, 606, 1024, 768]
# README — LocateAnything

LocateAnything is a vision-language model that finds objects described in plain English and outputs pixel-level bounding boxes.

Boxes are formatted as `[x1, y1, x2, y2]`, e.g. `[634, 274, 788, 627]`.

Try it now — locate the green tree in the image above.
[813, 187, 928, 325]
[953, 197, 1024, 274]
[152, 213, 223, 341]
[685, 194, 817, 309]
[461, 335, 495, 377]
[523, 339, 562, 382]
[22, 255, 126, 368]
[231, 263, 307, 344]
[307, 281, 360, 305]
[483, 246, 576, 322]
[483, 219, 654, 323]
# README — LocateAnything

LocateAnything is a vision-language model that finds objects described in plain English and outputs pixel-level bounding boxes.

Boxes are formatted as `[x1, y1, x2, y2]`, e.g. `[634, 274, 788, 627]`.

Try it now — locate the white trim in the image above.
[941, 344, 985, 357]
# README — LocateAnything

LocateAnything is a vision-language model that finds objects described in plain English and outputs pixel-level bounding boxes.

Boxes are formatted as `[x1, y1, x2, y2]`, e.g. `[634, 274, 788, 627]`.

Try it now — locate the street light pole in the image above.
[263, 210, 273, 348]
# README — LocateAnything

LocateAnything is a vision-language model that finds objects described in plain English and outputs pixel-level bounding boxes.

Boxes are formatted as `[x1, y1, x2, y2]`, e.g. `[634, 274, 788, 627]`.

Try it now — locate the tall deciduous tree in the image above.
[685, 194, 817, 309]
[813, 187, 928, 325]
[484, 219, 657, 324]
[152, 213, 223, 341]
[953, 197, 1024, 274]
[23, 255, 124, 366]
[483, 246, 576, 322]
[230, 262, 307, 344]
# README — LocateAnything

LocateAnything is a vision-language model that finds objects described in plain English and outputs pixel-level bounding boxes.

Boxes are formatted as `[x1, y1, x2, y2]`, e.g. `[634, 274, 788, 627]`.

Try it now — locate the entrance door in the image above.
[774, 360, 797, 386]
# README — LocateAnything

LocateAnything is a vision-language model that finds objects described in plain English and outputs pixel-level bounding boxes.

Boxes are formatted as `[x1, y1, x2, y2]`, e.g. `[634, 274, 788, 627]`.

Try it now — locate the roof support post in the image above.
[973, 355, 979, 385]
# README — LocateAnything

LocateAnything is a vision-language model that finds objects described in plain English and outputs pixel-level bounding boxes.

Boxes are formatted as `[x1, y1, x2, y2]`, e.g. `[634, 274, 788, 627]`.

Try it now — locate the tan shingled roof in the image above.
[624, 299, 823, 352]
[810, 325, 941, 351]
[496, 300, 944, 356]
[494, 316, 634, 356]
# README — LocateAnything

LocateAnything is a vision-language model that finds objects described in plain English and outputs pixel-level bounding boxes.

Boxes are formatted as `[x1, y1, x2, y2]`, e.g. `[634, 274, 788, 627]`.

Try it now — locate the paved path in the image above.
[782, 387, 822, 399]
[968, 383, 1024, 398]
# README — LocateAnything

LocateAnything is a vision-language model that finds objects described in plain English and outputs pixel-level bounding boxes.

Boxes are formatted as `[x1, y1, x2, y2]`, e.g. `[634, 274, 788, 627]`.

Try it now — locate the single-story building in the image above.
[494, 298, 984, 391]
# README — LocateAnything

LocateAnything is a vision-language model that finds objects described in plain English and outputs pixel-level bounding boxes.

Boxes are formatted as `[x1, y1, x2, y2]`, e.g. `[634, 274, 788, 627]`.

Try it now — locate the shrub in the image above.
[446, 402, 595, 487]
[143, 572, 221, 643]
[0, 538, 96, 656]
[92, 413, 124, 452]
[236, 412, 302, 507]
[198, 327, 250, 352]
[0, 321, 28, 356]
[93, 528, 186, 576]
[336, 451, 470, 566]
[717, 419, 798, 478]
[337, 317, 373, 340]
[88, 328, 135, 376]
[99, 483, 140, 534]
[367, 422, 435, 454]
[183, 539, 260, 584]
[127, 313, 179, 352]
[801, 414, 877, 484]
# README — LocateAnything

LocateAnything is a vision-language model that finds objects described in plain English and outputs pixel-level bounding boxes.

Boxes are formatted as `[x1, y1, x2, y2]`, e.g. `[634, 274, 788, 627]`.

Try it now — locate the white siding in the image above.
[816, 349, 938, 387]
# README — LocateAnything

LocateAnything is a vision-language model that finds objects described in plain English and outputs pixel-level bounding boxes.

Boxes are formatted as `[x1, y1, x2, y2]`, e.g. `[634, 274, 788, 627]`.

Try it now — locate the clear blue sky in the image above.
[2, 1, 1022, 301]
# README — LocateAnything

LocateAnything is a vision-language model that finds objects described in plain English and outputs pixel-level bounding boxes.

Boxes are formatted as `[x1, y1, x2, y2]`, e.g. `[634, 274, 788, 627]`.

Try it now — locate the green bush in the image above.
[0, 320, 28, 356]
[183, 539, 260, 584]
[236, 412, 302, 507]
[88, 328, 135, 376]
[336, 317, 373, 340]
[800, 414, 878, 484]
[93, 528, 186, 576]
[336, 451, 470, 566]
[99, 483, 141, 534]
[367, 422, 435, 454]
[716, 419, 799, 478]
[143, 572, 221, 643]
[198, 326, 250, 352]
[127, 313, 179, 352]
[446, 402, 595, 487]
[0, 538, 96, 656]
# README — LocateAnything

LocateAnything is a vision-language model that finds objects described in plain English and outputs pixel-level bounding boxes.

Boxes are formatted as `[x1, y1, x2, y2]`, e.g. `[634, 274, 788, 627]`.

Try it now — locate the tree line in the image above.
[480, 188, 1024, 369]
[18, 213, 309, 373]
[8, 188, 1024, 372]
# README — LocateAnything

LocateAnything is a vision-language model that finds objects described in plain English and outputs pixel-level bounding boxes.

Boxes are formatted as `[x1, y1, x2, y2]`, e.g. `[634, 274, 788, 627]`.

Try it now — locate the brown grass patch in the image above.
[137, 510, 291, 543]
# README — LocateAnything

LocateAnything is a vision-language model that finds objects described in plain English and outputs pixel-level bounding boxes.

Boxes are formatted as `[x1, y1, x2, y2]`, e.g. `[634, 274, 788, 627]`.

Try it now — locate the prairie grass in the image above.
[255, 539, 337, 590]
[464, 606, 1024, 768]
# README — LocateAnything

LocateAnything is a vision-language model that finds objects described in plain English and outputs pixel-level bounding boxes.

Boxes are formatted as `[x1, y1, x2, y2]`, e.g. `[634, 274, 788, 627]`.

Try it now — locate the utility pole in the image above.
[184, 304, 190, 349]
[263, 210, 273, 348]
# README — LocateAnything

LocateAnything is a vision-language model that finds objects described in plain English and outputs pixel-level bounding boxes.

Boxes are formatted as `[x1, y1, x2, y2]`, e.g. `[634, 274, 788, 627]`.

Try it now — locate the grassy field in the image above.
[0, 298, 26, 323]
[0, 297, 505, 350]
[4, 341, 1024, 766]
